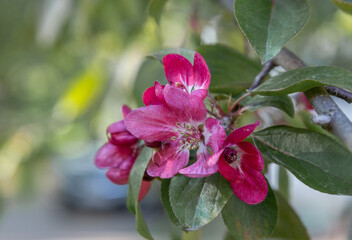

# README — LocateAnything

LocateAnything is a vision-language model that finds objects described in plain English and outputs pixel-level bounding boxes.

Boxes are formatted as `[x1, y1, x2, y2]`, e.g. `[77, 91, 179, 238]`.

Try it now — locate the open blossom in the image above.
[207, 121, 268, 205]
[142, 52, 211, 107]
[95, 105, 151, 201]
[125, 85, 225, 178]
[163, 52, 210, 100]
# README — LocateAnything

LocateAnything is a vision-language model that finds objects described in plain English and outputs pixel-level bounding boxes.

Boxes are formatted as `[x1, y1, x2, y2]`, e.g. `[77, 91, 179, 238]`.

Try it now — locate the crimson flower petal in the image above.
[122, 105, 132, 118]
[95, 143, 135, 169]
[206, 148, 225, 168]
[145, 141, 162, 148]
[143, 81, 165, 106]
[192, 52, 211, 90]
[204, 117, 226, 153]
[229, 168, 268, 205]
[163, 85, 207, 123]
[218, 155, 244, 183]
[143, 86, 157, 106]
[138, 180, 152, 201]
[237, 141, 264, 171]
[218, 151, 268, 205]
[106, 167, 130, 185]
[125, 104, 179, 143]
[107, 120, 138, 145]
[224, 121, 260, 146]
[163, 54, 193, 90]
[179, 144, 218, 177]
[191, 89, 208, 100]
[107, 120, 126, 134]
[147, 143, 189, 178]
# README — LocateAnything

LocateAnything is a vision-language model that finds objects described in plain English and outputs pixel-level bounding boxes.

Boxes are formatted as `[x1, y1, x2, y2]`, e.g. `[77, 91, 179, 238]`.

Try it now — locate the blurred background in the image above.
[0, 0, 351, 239]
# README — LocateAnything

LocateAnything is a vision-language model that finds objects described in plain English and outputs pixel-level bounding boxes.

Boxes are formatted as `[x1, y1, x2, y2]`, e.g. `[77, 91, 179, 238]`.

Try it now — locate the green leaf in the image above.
[270, 192, 310, 240]
[148, 0, 168, 24]
[242, 95, 295, 117]
[331, 0, 352, 14]
[197, 44, 261, 96]
[224, 231, 236, 240]
[132, 58, 167, 107]
[127, 147, 153, 240]
[148, 48, 196, 64]
[234, 0, 309, 63]
[160, 179, 185, 230]
[222, 183, 278, 240]
[251, 66, 352, 96]
[278, 166, 290, 200]
[253, 126, 352, 195]
[169, 173, 232, 231]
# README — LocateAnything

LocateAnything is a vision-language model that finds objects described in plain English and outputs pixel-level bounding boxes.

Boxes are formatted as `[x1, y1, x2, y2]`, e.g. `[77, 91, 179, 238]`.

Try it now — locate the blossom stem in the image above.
[228, 92, 251, 114]
[207, 93, 226, 117]
[232, 106, 249, 119]
[207, 110, 220, 119]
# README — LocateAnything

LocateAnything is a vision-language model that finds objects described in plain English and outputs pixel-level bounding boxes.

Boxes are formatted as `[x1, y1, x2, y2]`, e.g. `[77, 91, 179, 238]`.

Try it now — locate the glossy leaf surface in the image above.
[235, 0, 309, 62]
[169, 173, 232, 231]
[160, 179, 185, 230]
[253, 126, 352, 195]
[222, 184, 277, 240]
[251, 66, 352, 96]
[243, 95, 295, 117]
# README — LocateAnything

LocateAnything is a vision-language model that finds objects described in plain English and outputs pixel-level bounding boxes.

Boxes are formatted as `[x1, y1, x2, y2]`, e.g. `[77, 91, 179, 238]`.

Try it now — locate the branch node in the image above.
[311, 113, 332, 127]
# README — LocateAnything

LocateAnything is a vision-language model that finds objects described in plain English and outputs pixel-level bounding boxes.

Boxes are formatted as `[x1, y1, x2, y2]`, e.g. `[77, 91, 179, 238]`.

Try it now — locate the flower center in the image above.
[223, 147, 238, 164]
[173, 122, 202, 150]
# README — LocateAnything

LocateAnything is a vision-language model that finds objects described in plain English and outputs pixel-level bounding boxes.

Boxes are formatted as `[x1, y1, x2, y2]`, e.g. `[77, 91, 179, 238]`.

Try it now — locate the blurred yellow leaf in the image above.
[54, 63, 106, 121]
[335, 10, 352, 33]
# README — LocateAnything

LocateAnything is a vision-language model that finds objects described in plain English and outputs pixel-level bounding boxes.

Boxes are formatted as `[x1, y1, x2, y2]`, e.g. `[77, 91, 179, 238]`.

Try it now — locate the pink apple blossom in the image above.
[95, 105, 151, 201]
[163, 52, 210, 100]
[125, 85, 225, 178]
[207, 121, 268, 205]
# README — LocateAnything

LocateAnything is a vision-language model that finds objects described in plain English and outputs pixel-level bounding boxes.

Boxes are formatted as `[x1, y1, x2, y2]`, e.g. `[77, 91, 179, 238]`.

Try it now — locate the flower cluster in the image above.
[95, 53, 267, 204]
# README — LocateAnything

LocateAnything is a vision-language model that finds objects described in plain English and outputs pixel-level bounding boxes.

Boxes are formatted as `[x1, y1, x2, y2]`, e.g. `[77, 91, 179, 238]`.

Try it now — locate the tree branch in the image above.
[324, 86, 352, 104]
[249, 60, 276, 90]
[273, 48, 352, 151]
